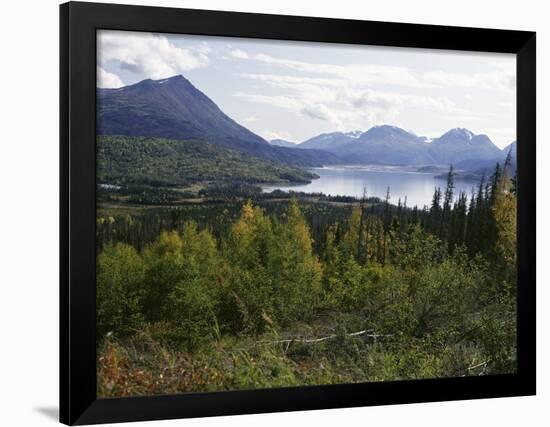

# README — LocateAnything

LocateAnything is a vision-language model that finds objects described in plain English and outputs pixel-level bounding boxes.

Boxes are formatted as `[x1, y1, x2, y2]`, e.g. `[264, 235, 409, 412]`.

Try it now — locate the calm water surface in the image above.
[263, 166, 478, 208]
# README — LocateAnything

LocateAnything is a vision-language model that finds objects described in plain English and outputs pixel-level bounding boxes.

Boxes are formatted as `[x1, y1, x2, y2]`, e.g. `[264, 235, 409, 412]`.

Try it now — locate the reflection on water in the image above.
[263, 166, 479, 208]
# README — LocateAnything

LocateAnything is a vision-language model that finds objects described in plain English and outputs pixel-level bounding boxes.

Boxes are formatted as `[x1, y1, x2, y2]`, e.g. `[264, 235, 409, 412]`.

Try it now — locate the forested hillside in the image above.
[96, 155, 516, 396]
[97, 135, 318, 187]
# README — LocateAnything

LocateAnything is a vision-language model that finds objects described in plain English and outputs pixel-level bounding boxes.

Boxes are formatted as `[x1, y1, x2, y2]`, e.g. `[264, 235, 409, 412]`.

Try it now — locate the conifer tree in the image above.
[443, 165, 455, 213]
[272, 198, 323, 322]
[226, 200, 275, 332]
[439, 165, 455, 245]
[382, 187, 392, 264]
[493, 151, 517, 287]
[357, 187, 368, 265]
[429, 186, 442, 236]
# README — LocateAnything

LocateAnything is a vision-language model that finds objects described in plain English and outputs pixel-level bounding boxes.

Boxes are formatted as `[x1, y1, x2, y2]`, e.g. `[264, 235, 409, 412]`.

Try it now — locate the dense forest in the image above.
[97, 135, 318, 187]
[96, 153, 516, 397]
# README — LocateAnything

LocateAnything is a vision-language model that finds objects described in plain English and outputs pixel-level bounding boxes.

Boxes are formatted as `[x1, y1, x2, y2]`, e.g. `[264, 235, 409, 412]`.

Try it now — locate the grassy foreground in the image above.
[98, 314, 507, 397]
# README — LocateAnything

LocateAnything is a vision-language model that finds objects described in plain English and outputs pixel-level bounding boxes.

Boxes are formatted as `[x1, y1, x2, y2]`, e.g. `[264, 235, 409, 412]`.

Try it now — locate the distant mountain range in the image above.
[429, 128, 504, 164]
[269, 139, 298, 148]
[299, 130, 363, 151]
[98, 75, 514, 177]
[293, 126, 509, 167]
[331, 126, 436, 165]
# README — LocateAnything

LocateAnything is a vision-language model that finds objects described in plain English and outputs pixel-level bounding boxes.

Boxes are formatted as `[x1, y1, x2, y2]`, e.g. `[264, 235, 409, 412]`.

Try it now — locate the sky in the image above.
[97, 30, 516, 149]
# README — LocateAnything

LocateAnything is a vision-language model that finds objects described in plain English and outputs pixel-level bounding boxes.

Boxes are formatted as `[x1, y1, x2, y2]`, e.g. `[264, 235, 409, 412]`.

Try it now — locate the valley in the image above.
[95, 74, 517, 397]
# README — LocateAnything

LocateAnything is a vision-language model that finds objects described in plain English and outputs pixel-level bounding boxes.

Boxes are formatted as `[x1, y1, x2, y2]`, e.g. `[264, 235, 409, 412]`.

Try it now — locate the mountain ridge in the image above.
[296, 126, 507, 166]
[269, 139, 299, 148]
[298, 130, 362, 151]
[97, 75, 338, 167]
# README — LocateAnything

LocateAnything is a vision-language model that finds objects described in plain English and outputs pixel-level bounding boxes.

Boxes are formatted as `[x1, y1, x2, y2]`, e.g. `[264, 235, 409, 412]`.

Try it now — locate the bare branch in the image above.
[256, 330, 393, 346]
[467, 359, 491, 371]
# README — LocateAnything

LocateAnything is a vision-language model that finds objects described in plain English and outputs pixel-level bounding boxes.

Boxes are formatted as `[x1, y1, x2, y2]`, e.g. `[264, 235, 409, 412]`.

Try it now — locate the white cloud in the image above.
[441, 115, 487, 122]
[235, 74, 467, 133]
[300, 104, 345, 127]
[239, 73, 341, 87]
[97, 31, 210, 80]
[234, 92, 304, 112]
[229, 49, 250, 59]
[239, 73, 343, 105]
[251, 54, 433, 88]
[423, 69, 515, 91]
[241, 116, 259, 122]
[97, 66, 124, 88]
[236, 90, 378, 132]
[235, 91, 342, 126]
[234, 56, 482, 135]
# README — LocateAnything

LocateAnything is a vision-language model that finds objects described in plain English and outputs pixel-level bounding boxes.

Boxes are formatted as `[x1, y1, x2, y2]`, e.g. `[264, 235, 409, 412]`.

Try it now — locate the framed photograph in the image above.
[60, 1, 536, 424]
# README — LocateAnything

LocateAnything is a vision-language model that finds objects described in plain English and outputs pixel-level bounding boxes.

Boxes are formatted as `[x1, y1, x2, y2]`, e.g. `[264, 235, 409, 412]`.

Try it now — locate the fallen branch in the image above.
[467, 359, 491, 371]
[256, 330, 393, 346]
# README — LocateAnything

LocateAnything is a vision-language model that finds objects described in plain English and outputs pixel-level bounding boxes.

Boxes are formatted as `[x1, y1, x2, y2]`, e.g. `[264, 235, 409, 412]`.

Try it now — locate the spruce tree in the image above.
[382, 187, 391, 264]
[441, 165, 455, 244]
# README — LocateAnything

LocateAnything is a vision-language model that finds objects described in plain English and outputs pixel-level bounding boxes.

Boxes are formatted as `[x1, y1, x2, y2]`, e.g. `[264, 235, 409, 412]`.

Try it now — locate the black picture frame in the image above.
[60, 1, 536, 425]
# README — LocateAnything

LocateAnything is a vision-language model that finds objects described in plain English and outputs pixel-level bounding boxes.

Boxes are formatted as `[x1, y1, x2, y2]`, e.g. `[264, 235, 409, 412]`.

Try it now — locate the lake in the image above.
[263, 165, 479, 208]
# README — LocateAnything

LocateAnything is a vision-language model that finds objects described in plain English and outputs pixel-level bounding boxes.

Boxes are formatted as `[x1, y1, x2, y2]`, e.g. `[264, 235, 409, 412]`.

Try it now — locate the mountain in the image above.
[310, 126, 435, 165]
[451, 140, 517, 180]
[502, 141, 517, 157]
[98, 75, 266, 148]
[428, 128, 503, 164]
[298, 130, 362, 151]
[340, 126, 435, 165]
[298, 126, 504, 167]
[269, 139, 298, 148]
[97, 75, 337, 167]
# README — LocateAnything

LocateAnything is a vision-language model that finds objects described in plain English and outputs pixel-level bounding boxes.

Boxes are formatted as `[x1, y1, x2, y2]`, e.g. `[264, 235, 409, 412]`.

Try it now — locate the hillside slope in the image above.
[97, 135, 318, 187]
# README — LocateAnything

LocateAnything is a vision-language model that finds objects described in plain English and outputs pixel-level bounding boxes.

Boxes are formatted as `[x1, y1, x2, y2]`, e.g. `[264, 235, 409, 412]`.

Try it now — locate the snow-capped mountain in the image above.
[298, 130, 364, 151]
